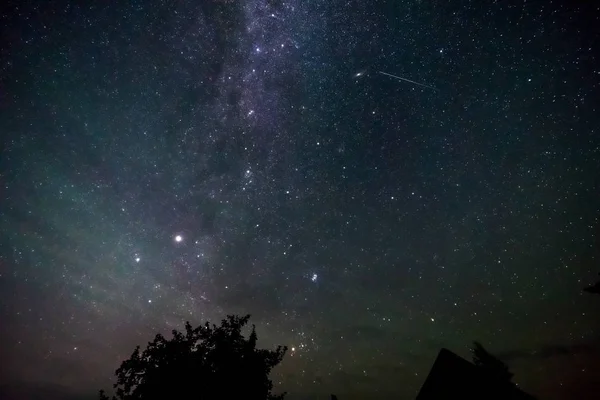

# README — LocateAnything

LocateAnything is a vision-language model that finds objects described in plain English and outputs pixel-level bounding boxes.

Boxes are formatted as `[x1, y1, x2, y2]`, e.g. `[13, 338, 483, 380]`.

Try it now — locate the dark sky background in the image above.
[1, 1, 599, 399]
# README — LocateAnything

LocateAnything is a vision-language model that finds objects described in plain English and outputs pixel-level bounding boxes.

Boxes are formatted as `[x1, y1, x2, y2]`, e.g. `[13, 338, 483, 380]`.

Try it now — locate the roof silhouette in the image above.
[416, 348, 536, 400]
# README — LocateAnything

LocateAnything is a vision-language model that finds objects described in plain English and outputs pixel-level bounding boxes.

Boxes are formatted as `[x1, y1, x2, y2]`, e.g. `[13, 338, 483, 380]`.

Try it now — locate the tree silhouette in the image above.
[99, 314, 287, 400]
[583, 273, 600, 295]
[471, 341, 514, 382]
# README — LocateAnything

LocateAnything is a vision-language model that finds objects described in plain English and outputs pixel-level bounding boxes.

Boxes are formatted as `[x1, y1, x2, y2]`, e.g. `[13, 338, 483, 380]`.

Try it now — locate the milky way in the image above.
[1, 1, 600, 399]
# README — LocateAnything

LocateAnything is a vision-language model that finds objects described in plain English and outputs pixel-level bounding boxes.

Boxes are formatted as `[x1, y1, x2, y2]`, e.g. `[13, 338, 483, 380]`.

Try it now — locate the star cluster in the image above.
[1, 1, 599, 399]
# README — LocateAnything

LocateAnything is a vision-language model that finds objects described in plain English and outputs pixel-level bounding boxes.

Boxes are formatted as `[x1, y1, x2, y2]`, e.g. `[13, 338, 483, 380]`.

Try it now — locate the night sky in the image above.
[1, 1, 600, 399]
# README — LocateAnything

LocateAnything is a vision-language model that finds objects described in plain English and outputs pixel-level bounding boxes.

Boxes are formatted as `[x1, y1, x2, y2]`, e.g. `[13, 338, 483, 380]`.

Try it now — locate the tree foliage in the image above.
[583, 273, 600, 295]
[471, 341, 513, 382]
[99, 315, 287, 400]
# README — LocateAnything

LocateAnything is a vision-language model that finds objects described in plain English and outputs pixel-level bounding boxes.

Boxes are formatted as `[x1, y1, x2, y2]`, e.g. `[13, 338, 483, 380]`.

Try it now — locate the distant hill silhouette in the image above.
[0, 382, 91, 400]
[583, 273, 600, 294]
[416, 348, 536, 400]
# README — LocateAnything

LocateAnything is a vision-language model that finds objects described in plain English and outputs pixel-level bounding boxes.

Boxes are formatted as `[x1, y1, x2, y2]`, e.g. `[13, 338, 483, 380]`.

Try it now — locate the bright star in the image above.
[175, 235, 183, 243]
[311, 273, 318, 282]
[135, 256, 141, 263]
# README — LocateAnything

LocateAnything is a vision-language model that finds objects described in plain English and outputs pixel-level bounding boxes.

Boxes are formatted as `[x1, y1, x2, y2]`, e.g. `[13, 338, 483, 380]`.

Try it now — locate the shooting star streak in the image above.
[378, 71, 437, 91]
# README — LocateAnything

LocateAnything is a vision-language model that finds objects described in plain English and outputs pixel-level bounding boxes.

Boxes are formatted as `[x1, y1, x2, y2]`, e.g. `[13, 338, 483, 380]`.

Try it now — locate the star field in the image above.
[1, 1, 600, 399]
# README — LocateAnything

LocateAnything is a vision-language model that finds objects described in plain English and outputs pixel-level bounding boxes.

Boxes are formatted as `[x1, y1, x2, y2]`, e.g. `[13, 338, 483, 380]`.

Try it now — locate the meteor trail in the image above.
[378, 71, 437, 91]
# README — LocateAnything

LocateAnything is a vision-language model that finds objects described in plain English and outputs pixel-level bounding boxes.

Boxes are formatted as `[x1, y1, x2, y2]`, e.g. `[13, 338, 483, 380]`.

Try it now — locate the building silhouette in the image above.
[416, 348, 536, 400]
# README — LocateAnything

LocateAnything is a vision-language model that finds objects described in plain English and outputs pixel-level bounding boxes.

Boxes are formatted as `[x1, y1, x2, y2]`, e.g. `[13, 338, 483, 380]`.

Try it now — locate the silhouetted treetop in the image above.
[583, 273, 600, 295]
[471, 341, 514, 382]
[99, 314, 287, 400]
